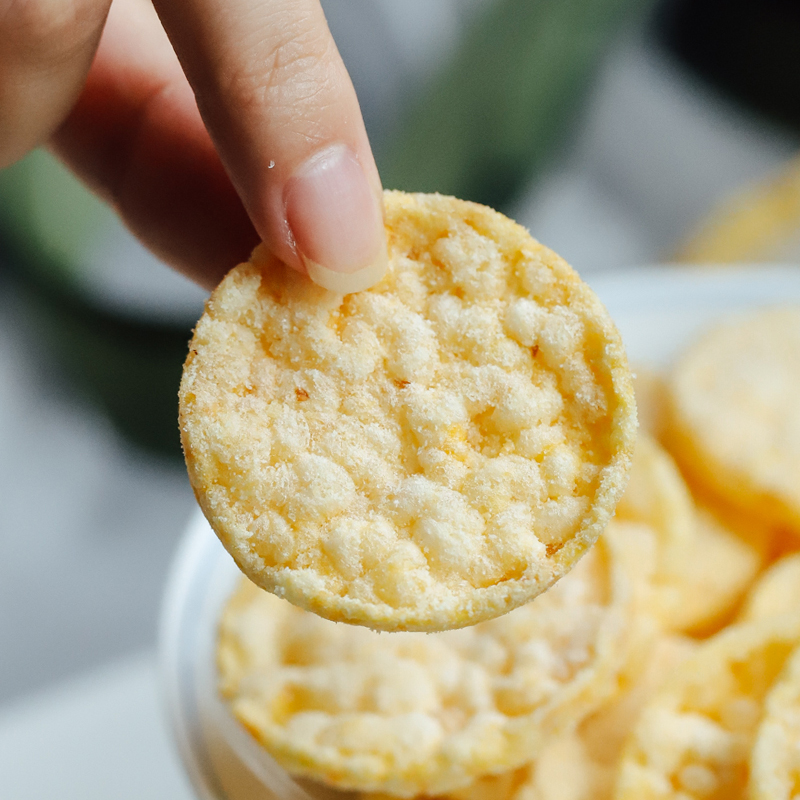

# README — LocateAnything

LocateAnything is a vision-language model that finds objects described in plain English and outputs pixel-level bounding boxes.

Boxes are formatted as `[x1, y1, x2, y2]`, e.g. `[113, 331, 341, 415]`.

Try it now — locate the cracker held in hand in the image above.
[180, 191, 636, 631]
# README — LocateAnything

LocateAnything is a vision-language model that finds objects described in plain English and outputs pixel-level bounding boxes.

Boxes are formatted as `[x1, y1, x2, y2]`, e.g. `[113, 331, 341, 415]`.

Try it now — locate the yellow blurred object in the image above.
[676, 155, 800, 263]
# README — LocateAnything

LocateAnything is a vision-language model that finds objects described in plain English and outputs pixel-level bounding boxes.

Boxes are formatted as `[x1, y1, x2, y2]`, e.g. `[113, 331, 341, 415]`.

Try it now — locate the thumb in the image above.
[152, 0, 387, 292]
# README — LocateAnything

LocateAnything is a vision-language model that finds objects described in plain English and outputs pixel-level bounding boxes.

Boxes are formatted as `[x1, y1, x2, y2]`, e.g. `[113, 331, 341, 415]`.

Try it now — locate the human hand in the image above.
[0, 0, 387, 292]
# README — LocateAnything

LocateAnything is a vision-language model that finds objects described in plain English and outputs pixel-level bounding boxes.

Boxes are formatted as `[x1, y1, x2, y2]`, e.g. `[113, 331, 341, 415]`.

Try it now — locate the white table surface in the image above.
[0, 652, 197, 800]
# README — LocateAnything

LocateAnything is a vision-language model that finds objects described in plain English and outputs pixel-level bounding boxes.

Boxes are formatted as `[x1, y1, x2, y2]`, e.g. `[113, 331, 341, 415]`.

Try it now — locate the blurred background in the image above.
[0, 0, 799, 794]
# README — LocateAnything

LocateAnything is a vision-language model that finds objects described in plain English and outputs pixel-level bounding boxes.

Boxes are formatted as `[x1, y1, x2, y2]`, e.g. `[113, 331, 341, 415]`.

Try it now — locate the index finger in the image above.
[152, 0, 387, 292]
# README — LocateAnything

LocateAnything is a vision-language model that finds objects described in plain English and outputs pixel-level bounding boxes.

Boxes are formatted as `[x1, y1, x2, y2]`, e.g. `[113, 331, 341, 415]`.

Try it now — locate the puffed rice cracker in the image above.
[749, 643, 800, 800]
[666, 306, 800, 539]
[520, 633, 696, 800]
[181, 191, 636, 631]
[360, 634, 695, 800]
[614, 436, 761, 634]
[217, 533, 634, 797]
[614, 612, 800, 800]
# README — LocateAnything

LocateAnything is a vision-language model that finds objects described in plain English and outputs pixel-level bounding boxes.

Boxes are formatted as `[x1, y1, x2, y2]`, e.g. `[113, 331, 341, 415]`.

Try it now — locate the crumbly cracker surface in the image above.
[362, 634, 694, 800]
[666, 307, 800, 538]
[614, 614, 800, 800]
[217, 538, 632, 797]
[573, 634, 696, 800]
[749, 644, 800, 800]
[477, 634, 695, 800]
[180, 191, 636, 631]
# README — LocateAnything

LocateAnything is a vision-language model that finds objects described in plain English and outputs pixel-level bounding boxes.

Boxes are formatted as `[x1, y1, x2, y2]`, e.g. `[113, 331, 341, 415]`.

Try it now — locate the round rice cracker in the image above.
[614, 612, 800, 800]
[749, 644, 800, 800]
[217, 533, 636, 797]
[614, 436, 762, 635]
[665, 306, 800, 540]
[180, 191, 636, 632]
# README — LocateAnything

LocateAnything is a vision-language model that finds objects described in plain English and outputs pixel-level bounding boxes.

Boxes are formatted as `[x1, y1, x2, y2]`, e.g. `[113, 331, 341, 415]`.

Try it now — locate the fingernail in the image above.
[284, 144, 387, 293]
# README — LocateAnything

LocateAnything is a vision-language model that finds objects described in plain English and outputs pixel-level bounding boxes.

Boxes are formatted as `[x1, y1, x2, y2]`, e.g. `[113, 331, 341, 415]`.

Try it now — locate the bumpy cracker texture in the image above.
[749, 644, 800, 800]
[614, 613, 800, 800]
[218, 538, 632, 797]
[666, 307, 800, 539]
[181, 191, 636, 631]
[363, 634, 694, 800]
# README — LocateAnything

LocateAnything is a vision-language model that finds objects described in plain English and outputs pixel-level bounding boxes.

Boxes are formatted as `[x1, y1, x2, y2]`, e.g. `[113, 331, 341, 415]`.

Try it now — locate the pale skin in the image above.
[0, 0, 388, 292]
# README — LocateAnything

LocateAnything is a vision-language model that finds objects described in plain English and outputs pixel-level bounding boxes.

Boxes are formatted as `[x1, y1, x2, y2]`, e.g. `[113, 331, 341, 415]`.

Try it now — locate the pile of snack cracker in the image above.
[180, 192, 800, 800]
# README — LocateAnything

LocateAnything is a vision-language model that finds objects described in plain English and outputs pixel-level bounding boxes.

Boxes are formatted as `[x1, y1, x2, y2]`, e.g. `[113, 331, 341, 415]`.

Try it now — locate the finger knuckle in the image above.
[216, 22, 337, 116]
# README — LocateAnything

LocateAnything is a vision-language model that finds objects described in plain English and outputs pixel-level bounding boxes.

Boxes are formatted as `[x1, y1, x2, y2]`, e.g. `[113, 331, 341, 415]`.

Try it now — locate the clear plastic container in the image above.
[159, 512, 357, 800]
[159, 265, 800, 799]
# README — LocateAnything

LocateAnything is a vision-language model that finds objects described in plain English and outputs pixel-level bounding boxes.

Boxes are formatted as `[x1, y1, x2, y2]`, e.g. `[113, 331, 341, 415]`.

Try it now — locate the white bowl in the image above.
[160, 264, 800, 800]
